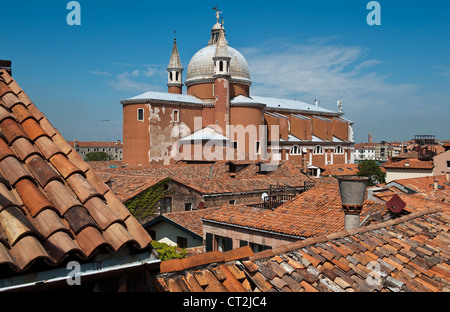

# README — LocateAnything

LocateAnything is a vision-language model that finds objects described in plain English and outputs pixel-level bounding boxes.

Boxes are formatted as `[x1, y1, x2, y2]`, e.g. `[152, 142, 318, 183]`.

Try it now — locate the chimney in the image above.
[337, 176, 369, 230]
[446, 172, 449, 181]
[434, 179, 439, 191]
[0, 60, 12, 76]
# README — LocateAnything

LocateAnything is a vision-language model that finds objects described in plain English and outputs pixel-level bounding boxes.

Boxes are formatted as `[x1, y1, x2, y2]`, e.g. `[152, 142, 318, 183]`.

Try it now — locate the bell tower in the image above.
[167, 37, 183, 94]
[213, 26, 231, 134]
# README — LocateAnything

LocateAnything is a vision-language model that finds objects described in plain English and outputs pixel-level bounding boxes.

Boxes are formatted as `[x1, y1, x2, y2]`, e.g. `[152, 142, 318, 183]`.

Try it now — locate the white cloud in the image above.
[89, 70, 111, 76]
[240, 38, 450, 141]
[109, 66, 166, 92]
[110, 71, 163, 92]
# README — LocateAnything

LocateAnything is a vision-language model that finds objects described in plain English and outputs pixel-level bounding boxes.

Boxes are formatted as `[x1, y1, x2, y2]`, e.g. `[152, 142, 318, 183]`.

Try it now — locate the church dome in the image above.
[185, 22, 251, 86]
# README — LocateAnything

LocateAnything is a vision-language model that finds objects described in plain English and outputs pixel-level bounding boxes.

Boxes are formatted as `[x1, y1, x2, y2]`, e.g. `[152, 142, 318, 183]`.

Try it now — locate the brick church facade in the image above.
[121, 11, 354, 172]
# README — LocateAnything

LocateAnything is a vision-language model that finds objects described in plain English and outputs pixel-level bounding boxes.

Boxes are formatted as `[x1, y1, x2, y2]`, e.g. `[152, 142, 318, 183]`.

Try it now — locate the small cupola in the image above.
[167, 38, 183, 94]
[213, 29, 231, 77]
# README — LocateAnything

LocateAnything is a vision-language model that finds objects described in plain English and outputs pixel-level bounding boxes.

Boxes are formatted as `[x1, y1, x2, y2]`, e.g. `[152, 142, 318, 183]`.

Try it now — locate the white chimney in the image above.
[337, 176, 369, 230]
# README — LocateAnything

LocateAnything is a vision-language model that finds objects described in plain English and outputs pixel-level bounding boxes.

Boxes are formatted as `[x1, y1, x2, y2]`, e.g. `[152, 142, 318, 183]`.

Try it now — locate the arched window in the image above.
[290, 145, 301, 155]
[219, 61, 224, 72]
[169, 72, 173, 81]
[334, 145, 344, 154]
[313, 145, 323, 155]
[175, 72, 179, 81]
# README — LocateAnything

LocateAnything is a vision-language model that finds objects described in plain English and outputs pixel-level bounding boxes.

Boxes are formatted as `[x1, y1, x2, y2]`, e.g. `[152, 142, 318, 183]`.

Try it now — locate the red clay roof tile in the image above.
[102, 222, 136, 251]
[63, 206, 98, 234]
[25, 154, 61, 187]
[75, 226, 111, 257]
[0, 81, 13, 98]
[37, 117, 57, 137]
[0, 138, 15, 161]
[0, 105, 13, 122]
[49, 153, 83, 179]
[0, 118, 27, 143]
[44, 180, 82, 215]
[34, 136, 62, 159]
[44, 231, 82, 263]
[15, 178, 55, 217]
[0, 93, 23, 110]
[0, 206, 35, 246]
[9, 235, 49, 271]
[26, 208, 69, 239]
[0, 69, 151, 277]
[66, 173, 101, 203]
[11, 104, 32, 123]
[21, 118, 48, 141]
[11, 137, 40, 161]
[0, 156, 33, 186]
[83, 196, 122, 230]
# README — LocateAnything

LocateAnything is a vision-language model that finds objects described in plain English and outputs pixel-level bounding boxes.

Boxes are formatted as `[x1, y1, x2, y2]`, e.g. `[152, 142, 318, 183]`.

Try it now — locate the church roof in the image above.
[232, 95, 338, 114]
[121, 91, 204, 105]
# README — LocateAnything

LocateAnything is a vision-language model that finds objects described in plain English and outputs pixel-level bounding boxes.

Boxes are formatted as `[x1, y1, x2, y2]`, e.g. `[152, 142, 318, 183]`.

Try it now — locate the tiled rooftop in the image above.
[202, 181, 390, 238]
[95, 160, 311, 202]
[0, 69, 151, 275]
[383, 159, 434, 170]
[320, 163, 359, 177]
[153, 206, 450, 292]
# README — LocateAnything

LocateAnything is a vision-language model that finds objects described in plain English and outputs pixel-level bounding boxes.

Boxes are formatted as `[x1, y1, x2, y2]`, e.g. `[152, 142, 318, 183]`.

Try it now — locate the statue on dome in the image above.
[213, 7, 223, 24]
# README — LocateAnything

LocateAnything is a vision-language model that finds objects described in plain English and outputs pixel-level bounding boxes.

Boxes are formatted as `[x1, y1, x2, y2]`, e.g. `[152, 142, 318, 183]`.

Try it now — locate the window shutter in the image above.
[225, 237, 233, 251]
[205, 233, 213, 252]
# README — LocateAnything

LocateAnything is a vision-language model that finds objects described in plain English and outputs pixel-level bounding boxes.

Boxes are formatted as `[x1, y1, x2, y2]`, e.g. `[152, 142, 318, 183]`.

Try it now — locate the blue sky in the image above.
[3, 0, 449, 143]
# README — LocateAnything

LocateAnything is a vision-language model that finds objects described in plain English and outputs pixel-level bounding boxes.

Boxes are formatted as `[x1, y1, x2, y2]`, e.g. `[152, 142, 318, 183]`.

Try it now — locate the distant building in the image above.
[383, 158, 434, 183]
[352, 143, 376, 162]
[121, 11, 355, 169]
[68, 140, 123, 161]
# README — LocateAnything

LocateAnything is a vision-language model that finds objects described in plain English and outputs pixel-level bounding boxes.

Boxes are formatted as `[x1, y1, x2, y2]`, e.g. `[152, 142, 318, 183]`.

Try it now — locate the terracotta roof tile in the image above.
[15, 178, 55, 217]
[0, 92, 22, 109]
[0, 118, 27, 143]
[26, 208, 69, 239]
[153, 204, 450, 292]
[25, 154, 62, 187]
[10, 103, 32, 123]
[49, 153, 83, 179]
[11, 137, 40, 161]
[0, 138, 15, 161]
[0, 69, 151, 277]
[63, 205, 98, 234]
[34, 136, 62, 159]
[44, 231, 82, 262]
[75, 226, 111, 257]
[0, 105, 14, 122]
[66, 173, 101, 203]
[44, 180, 81, 215]
[83, 196, 123, 230]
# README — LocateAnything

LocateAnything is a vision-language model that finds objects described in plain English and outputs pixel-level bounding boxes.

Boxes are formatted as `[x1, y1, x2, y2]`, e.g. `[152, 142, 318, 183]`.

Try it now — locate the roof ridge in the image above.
[249, 206, 444, 261]
[158, 245, 254, 274]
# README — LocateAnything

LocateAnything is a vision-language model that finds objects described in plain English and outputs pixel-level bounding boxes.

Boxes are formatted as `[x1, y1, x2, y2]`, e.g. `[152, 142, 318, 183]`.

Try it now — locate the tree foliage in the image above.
[151, 241, 187, 261]
[85, 151, 111, 161]
[356, 160, 386, 186]
[124, 178, 171, 220]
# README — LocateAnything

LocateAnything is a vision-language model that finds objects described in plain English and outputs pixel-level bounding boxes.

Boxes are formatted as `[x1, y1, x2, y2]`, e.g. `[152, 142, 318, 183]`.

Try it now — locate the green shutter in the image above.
[225, 237, 233, 251]
[240, 240, 248, 247]
[205, 233, 213, 252]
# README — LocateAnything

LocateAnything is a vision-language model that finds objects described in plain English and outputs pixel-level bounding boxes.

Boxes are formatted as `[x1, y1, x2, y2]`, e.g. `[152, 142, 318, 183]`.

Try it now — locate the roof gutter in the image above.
[0, 250, 160, 292]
